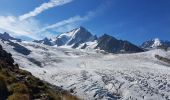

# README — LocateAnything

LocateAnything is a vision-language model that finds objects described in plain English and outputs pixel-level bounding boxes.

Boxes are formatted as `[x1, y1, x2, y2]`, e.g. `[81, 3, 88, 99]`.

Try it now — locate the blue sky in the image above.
[0, 0, 170, 45]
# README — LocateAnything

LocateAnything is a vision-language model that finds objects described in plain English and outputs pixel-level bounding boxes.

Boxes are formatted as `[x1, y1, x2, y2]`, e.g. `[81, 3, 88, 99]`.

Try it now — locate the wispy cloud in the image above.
[39, 0, 112, 33]
[39, 11, 95, 33]
[0, 16, 42, 39]
[19, 0, 73, 21]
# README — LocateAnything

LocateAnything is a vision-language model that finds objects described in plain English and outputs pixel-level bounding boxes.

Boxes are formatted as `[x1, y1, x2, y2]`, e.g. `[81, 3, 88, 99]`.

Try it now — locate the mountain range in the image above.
[0, 27, 170, 53]
[33, 27, 144, 53]
[1, 27, 170, 54]
[33, 26, 170, 53]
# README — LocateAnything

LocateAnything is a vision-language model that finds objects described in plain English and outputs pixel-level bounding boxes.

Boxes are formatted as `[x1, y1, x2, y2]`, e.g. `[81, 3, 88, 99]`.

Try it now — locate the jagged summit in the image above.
[64, 26, 89, 37]
[151, 38, 162, 47]
[96, 34, 144, 53]
[34, 26, 97, 47]
[141, 38, 170, 49]
[0, 32, 21, 42]
[65, 26, 95, 45]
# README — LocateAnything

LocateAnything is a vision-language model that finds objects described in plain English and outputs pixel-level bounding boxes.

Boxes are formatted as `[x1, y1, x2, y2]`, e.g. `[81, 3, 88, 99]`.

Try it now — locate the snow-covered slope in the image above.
[1, 40, 170, 100]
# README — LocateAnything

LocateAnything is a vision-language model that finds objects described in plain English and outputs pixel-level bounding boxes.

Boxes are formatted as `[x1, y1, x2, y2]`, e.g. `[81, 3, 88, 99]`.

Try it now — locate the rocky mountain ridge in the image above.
[33, 27, 144, 53]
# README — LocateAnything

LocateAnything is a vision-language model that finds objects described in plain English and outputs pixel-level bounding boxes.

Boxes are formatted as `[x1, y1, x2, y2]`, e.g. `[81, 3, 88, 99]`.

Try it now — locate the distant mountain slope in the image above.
[0, 32, 21, 42]
[95, 34, 144, 53]
[33, 27, 143, 53]
[141, 38, 170, 49]
[33, 37, 53, 46]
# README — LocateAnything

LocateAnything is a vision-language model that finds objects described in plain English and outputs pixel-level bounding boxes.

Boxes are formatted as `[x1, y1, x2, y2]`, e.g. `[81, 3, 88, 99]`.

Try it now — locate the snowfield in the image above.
[1, 40, 170, 100]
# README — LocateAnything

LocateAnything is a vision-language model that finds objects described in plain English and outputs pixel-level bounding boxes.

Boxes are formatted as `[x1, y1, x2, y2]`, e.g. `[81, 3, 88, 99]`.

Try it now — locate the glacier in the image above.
[1, 40, 170, 100]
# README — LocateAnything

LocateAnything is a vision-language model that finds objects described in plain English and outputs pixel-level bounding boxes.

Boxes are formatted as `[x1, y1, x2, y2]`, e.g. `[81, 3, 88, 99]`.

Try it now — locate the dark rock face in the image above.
[0, 32, 21, 42]
[0, 45, 12, 100]
[0, 79, 8, 100]
[7, 41, 31, 55]
[155, 55, 170, 64]
[95, 34, 144, 53]
[33, 37, 52, 46]
[0, 45, 14, 66]
[81, 43, 87, 49]
[72, 43, 80, 48]
[54, 36, 68, 46]
[27, 58, 42, 67]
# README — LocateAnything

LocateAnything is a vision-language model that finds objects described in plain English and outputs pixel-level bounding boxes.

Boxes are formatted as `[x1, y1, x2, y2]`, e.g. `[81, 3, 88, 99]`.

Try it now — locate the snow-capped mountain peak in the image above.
[34, 26, 97, 48]
[141, 38, 170, 49]
[58, 27, 89, 38]
[151, 38, 162, 47]
[65, 26, 86, 38]
[66, 26, 95, 45]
